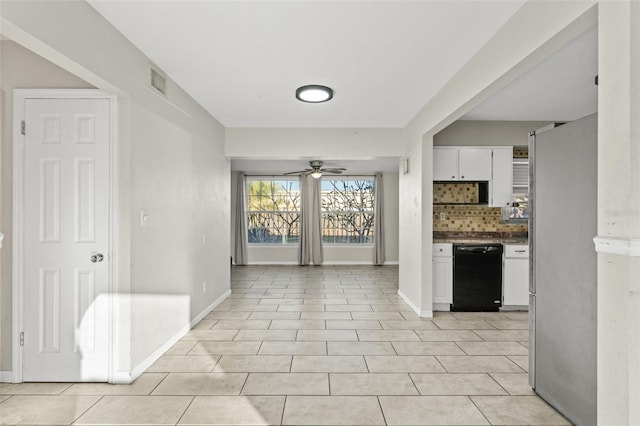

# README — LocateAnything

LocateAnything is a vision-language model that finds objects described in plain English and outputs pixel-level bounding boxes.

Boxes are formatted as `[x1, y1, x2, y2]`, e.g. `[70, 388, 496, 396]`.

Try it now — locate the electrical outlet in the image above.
[202, 281, 207, 294]
[440, 212, 446, 220]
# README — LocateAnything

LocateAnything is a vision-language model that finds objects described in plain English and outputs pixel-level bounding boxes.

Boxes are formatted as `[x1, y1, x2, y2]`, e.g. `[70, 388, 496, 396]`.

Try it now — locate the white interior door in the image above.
[22, 97, 110, 382]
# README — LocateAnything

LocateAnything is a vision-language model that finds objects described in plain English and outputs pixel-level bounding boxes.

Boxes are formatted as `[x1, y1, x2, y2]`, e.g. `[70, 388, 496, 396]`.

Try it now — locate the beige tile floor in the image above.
[0, 265, 571, 425]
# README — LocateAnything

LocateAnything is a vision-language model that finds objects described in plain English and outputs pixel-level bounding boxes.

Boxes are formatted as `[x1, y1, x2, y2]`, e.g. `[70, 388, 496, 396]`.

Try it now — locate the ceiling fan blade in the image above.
[283, 169, 312, 175]
[322, 168, 346, 173]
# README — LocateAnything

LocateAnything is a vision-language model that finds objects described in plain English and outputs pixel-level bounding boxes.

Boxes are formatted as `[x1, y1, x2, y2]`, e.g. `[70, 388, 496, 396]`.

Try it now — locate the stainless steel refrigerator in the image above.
[529, 113, 597, 426]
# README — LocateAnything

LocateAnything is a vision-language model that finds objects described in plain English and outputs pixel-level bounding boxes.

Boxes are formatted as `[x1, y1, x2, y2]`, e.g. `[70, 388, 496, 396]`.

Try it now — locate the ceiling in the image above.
[463, 26, 598, 121]
[87, 0, 525, 128]
[87, 1, 597, 175]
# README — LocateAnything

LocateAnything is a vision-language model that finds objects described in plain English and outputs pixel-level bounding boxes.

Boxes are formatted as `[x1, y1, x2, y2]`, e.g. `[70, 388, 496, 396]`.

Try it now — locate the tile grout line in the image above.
[148, 372, 170, 395]
[238, 370, 251, 396]
[467, 394, 494, 425]
[406, 372, 422, 396]
[376, 395, 389, 426]
[433, 355, 450, 373]
[173, 395, 196, 426]
[280, 395, 287, 425]
[487, 373, 512, 396]
[69, 394, 105, 425]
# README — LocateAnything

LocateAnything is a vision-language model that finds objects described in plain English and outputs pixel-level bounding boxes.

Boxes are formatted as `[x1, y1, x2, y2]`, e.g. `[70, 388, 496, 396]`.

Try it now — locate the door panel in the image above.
[433, 148, 459, 180]
[458, 148, 492, 180]
[532, 114, 597, 426]
[23, 98, 110, 382]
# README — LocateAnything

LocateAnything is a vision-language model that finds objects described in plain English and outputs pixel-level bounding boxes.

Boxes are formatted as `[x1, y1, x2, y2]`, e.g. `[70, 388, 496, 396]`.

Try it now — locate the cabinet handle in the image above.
[515, 250, 526, 253]
[451, 175, 455, 179]
[461, 175, 465, 179]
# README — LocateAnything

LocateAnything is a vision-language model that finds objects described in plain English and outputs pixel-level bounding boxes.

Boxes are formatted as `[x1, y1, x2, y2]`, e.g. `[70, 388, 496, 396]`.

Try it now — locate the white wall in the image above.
[227, 127, 401, 265]
[434, 120, 549, 146]
[1, 1, 230, 379]
[596, 2, 640, 423]
[226, 127, 403, 159]
[0, 40, 95, 372]
[230, 171, 399, 265]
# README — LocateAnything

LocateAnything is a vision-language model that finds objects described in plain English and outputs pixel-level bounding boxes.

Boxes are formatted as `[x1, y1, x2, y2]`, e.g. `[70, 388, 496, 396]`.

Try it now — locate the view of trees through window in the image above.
[246, 177, 375, 245]
[246, 179, 301, 244]
[321, 179, 375, 244]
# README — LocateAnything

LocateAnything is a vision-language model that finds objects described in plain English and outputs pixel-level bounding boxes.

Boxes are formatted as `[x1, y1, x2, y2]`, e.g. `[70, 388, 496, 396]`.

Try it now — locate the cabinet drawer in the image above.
[433, 243, 453, 257]
[505, 245, 529, 258]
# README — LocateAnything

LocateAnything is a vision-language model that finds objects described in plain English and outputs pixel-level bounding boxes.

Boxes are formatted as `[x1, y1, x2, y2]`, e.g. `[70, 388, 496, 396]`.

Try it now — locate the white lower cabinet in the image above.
[433, 244, 453, 305]
[503, 245, 529, 306]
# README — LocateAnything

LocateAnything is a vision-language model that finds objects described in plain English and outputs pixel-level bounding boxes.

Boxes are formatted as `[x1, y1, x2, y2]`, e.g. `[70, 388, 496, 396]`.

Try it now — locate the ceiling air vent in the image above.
[150, 67, 167, 95]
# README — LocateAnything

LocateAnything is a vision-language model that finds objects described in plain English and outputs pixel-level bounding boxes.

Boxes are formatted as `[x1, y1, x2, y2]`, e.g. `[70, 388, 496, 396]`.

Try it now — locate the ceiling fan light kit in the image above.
[296, 85, 334, 103]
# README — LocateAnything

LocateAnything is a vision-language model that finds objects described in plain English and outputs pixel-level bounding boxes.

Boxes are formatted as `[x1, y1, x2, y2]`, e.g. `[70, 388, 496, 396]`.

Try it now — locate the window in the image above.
[509, 158, 529, 219]
[321, 178, 375, 244]
[246, 178, 300, 244]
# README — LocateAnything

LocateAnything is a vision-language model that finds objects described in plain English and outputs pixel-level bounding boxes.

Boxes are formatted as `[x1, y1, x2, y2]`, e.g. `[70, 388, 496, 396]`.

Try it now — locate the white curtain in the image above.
[234, 172, 248, 265]
[374, 173, 385, 265]
[311, 176, 323, 265]
[299, 175, 323, 265]
[298, 175, 311, 265]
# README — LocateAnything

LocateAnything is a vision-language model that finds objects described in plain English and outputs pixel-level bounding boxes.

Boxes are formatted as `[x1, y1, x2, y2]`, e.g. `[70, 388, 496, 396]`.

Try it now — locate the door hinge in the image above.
[21, 121, 26, 135]
[20, 332, 24, 346]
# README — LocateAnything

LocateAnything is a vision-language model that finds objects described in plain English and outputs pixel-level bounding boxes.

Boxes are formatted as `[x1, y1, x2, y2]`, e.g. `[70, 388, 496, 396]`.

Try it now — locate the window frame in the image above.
[320, 176, 376, 246]
[245, 176, 302, 245]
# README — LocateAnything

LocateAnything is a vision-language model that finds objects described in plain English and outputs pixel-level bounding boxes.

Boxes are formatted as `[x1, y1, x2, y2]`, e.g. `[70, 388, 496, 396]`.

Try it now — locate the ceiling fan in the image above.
[284, 160, 346, 179]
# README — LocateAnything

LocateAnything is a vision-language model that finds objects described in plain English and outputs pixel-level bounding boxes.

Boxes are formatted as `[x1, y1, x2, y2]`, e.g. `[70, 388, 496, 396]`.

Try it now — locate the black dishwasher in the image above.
[452, 244, 503, 311]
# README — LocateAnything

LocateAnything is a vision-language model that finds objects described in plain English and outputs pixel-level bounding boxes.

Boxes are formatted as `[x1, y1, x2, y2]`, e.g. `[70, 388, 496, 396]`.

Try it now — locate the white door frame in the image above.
[12, 89, 118, 383]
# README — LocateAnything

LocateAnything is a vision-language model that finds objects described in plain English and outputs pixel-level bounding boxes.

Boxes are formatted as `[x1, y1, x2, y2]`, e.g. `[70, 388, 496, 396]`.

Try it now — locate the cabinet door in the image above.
[433, 148, 458, 180]
[491, 147, 513, 207]
[458, 148, 492, 180]
[433, 257, 453, 304]
[504, 257, 529, 305]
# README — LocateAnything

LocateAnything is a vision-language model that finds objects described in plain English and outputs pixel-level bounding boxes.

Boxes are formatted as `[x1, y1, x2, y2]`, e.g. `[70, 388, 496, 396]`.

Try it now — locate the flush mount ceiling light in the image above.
[296, 85, 334, 103]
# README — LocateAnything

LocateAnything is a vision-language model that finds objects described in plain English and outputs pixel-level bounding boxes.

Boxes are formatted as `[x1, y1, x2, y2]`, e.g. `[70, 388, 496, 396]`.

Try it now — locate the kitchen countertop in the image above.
[433, 232, 528, 245]
[434, 238, 528, 245]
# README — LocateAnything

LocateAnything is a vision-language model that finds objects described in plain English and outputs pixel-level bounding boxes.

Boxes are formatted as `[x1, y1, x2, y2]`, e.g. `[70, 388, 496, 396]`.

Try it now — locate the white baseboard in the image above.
[397, 289, 433, 318]
[433, 303, 451, 312]
[0, 370, 14, 383]
[115, 289, 231, 384]
[245, 261, 399, 266]
[501, 305, 529, 311]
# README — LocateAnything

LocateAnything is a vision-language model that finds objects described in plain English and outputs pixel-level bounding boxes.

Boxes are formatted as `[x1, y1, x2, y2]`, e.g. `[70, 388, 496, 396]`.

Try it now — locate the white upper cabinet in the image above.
[489, 146, 513, 207]
[491, 147, 513, 207]
[434, 147, 492, 181]
[458, 148, 492, 180]
[433, 147, 459, 180]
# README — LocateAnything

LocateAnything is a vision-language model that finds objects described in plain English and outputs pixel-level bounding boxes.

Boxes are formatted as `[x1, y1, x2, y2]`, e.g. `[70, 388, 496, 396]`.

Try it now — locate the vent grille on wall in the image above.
[150, 67, 167, 95]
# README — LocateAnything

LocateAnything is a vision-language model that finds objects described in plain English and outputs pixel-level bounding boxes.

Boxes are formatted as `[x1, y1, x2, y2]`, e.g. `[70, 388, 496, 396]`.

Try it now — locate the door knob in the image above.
[90, 253, 104, 263]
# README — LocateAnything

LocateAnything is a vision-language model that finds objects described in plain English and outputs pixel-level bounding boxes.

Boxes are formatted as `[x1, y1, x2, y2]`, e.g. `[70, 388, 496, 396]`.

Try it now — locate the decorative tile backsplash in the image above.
[433, 181, 528, 235]
[433, 182, 479, 204]
[513, 146, 529, 158]
[433, 205, 528, 233]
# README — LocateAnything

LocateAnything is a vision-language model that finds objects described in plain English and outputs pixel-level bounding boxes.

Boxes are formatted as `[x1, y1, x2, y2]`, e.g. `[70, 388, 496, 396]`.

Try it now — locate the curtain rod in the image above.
[242, 174, 379, 179]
